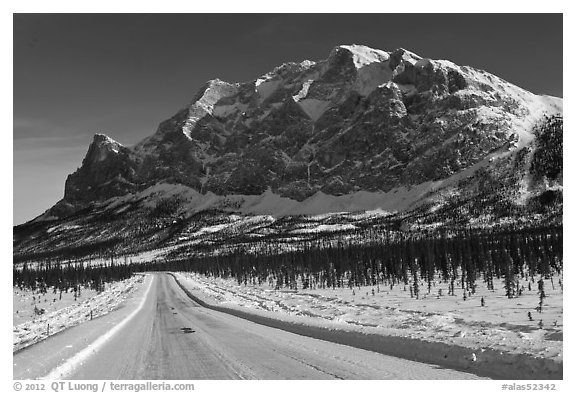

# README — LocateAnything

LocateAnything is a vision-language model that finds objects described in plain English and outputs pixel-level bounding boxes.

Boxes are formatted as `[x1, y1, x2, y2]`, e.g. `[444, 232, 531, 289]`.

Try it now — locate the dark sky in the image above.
[13, 14, 563, 224]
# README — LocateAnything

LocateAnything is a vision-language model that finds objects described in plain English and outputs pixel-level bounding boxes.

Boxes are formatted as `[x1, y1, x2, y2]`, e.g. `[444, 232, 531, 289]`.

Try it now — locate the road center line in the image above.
[41, 274, 155, 380]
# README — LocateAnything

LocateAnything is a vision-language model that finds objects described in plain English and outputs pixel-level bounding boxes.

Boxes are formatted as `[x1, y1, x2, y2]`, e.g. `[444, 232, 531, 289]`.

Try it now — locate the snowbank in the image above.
[13, 275, 146, 353]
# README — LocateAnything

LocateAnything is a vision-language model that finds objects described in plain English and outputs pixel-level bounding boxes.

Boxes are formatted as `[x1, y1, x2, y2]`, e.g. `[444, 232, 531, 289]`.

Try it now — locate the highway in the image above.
[14, 273, 484, 379]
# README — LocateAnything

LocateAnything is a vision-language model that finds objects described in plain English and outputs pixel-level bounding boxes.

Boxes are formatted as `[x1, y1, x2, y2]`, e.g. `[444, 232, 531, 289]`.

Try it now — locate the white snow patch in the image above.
[45, 224, 82, 234]
[195, 223, 230, 235]
[394, 48, 422, 65]
[296, 98, 332, 121]
[338, 44, 390, 68]
[290, 223, 356, 234]
[182, 80, 238, 139]
[99, 177, 449, 219]
[292, 79, 314, 102]
[13, 275, 147, 353]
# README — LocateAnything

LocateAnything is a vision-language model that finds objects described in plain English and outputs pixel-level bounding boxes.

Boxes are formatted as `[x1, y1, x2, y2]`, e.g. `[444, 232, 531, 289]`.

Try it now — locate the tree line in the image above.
[14, 225, 561, 301]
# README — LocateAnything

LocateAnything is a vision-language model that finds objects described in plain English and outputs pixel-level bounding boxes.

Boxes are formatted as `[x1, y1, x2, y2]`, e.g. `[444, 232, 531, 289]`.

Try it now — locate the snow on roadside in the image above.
[14, 285, 101, 325]
[175, 272, 562, 379]
[13, 275, 146, 353]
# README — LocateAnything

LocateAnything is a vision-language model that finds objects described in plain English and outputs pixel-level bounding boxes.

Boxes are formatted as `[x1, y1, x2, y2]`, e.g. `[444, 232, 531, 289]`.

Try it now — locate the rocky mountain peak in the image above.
[91, 133, 123, 149]
[92, 132, 117, 143]
[330, 44, 390, 68]
[42, 44, 563, 220]
[84, 133, 124, 164]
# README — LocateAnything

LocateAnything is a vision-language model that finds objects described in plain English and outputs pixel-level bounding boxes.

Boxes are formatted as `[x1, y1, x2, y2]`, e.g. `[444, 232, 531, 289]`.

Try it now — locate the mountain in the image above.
[43, 44, 562, 218]
[14, 44, 562, 260]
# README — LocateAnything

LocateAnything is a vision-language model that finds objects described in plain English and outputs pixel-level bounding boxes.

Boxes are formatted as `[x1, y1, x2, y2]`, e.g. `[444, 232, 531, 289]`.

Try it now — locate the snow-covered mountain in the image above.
[12, 45, 563, 379]
[41, 44, 561, 220]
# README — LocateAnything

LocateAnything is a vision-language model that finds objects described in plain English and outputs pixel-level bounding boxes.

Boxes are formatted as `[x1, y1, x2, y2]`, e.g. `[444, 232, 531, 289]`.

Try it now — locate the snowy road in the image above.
[14, 273, 484, 379]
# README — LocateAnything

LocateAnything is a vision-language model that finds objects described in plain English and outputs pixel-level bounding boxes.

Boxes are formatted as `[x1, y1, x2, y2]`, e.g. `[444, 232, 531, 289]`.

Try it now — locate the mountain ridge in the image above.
[37, 44, 562, 222]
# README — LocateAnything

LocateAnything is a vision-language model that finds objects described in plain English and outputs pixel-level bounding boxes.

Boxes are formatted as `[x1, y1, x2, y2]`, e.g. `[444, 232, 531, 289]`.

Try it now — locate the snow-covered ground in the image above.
[175, 271, 562, 378]
[13, 275, 146, 352]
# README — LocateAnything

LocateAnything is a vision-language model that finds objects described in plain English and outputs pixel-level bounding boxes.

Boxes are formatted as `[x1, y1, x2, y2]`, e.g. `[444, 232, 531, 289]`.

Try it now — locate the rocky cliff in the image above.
[47, 44, 562, 219]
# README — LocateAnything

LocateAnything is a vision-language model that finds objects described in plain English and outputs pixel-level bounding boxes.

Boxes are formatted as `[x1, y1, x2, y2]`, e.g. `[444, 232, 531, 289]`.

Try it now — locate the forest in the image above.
[14, 224, 562, 308]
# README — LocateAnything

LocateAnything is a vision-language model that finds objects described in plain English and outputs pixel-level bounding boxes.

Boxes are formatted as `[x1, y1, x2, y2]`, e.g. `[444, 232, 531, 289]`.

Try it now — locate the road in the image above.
[14, 273, 484, 379]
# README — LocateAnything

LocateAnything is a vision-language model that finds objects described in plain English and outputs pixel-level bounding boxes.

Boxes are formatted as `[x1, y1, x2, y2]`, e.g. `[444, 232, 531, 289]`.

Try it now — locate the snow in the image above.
[90, 134, 123, 162]
[292, 79, 314, 102]
[299, 59, 316, 69]
[184, 214, 277, 241]
[176, 271, 563, 379]
[41, 275, 154, 380]
[415, 58, 433, 68]
[45, 224, 82, 234]
[393, 48, 421, 65]
[256, 102, 283, 121]
[194, 222, 230, 235]
[255, 77, 282, 101]
[290, 223, 356, 234]
[457, 64, 562, 141]
[326, 45, 396, 96]
[94, 133, 122, 147]
[426, 58, 563, 179]
[104, 182, 202, 211]
[212, 101, 248, 119]
[81, 42, 564, 221]
[207, 186, 435, 216]
[125, 248, 169, 264]
[296, 98, 332, 121]
[255, 60, 317, 103]
[14, 285, 98, 325]
[338, 44, 390, 68]
[429, 59, 562, 146]
[448, 76, 563, 207]
[247, 186, 443, 216]
[354, 62, 394, 96]
[234, 188, 300, 215]
[99, 178, 459, 220]
[13, 275, 147, 352]
[181, 79, 238, 139]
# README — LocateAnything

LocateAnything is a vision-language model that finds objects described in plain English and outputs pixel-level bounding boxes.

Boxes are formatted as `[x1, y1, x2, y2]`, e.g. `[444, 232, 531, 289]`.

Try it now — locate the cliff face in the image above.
[49, 44, 562, 218]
